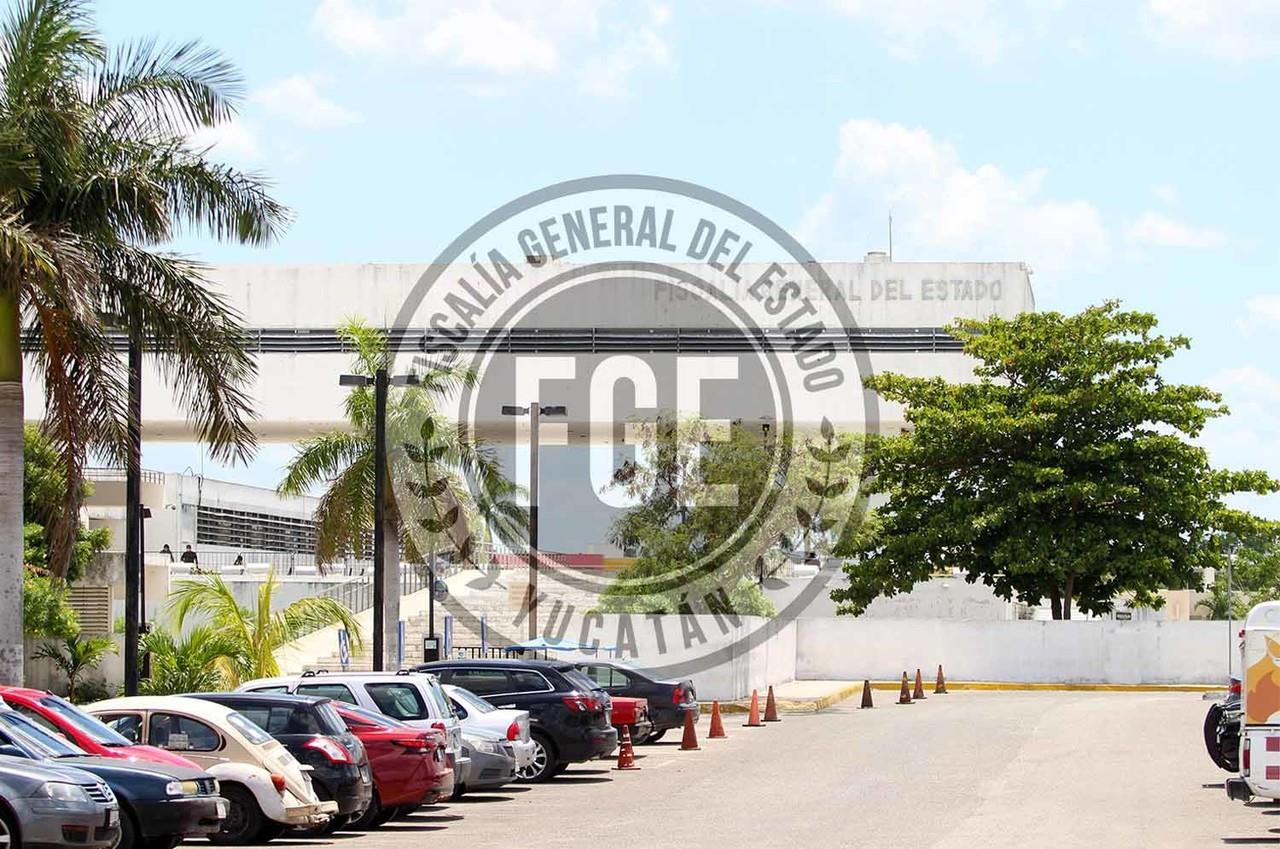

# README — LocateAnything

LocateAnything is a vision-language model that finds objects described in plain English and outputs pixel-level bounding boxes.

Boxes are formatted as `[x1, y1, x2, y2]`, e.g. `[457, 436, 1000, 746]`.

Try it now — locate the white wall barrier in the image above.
[795, 618, 1230, 685]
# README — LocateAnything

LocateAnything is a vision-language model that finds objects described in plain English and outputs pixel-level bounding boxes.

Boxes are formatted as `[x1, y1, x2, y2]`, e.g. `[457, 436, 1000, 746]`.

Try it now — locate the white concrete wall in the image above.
[795, 618, 1228, 685]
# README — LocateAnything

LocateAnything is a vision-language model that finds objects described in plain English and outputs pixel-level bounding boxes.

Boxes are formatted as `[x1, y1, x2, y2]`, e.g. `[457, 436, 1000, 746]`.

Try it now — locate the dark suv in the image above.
[192, 693, 371, 831]
[570, 660, 699, 743]
[414, 659, 617, 782]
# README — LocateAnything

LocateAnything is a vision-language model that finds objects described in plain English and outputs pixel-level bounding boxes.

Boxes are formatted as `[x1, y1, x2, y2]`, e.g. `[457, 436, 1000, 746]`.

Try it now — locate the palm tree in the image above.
[31, 632, 115, 702]
[167, 570, 362, 686]
[138, 624, 240, 695]
[0, 1, 289, 684]
[278, 319, 526, 664]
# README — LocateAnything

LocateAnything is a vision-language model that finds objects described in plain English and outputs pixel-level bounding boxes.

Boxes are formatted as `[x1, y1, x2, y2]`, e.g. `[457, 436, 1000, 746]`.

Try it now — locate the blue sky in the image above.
[94, 0, 1280, 516]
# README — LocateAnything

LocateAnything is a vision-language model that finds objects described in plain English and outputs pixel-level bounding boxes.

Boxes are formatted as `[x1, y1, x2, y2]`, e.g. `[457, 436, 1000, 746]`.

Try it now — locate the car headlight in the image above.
[34, 782, 90, 802]
[165, 780, 201, 797]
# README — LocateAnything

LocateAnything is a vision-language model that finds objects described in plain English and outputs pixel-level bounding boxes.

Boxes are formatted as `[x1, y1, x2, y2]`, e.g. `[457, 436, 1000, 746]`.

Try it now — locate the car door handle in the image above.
[497, 704, 516, 709]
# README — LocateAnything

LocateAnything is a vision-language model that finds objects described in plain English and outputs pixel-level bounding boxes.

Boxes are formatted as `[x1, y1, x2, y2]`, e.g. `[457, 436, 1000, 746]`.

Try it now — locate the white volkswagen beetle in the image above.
[85, 696, 337, 844]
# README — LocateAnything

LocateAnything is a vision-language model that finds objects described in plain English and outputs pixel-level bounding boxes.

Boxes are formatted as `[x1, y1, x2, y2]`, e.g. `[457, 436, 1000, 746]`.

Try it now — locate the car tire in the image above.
[350, 790, 381, 831]
[1205, 702, 1234, 772]
[210, 785, 265, 845]
[142, 839, 180, 849]
[644, 729, 667, 744]
[515, 732, 557, 783]
[0, 803, 22, 849]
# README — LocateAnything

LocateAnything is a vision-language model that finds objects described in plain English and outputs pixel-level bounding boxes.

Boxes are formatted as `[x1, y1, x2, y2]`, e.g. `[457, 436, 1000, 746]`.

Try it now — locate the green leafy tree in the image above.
[22, 564, 77, 638]
[32, 632, 115, 701]
[1196, 534, 1280, 620]
[24, 427, 108, 582]
[833, 302, 1279, 620]
[598, 416, 866, 615]
[167, 570, 362, 686]
[0, 0, 289, 685]
[139, 624, 239, 695]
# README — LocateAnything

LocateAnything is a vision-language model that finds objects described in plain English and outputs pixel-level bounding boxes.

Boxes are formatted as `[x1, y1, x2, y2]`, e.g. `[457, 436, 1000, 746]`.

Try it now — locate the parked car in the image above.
[569, 659, 699, 742]
[1203, 676, 1241, 772]
[0, 686, 200, 769]
[0, 753, 121, 849]
[457, 730, 517, 796]
[331, 703, 452, 828]
[0, 703, 224, 849]
[442, 683, 536, 769]
[415, 658, 618, 782]
[237, 670, 464, 798]
[1227, 601, 1280, 803]
[192, 692, 372, 833]
[85, 696, 337, 844]
[608, 695, 654, 745]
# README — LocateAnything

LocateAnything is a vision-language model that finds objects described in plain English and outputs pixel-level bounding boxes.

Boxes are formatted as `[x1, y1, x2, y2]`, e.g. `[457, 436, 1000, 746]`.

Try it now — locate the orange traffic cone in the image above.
[913, 668, 927, 700]
[763, 685, 781, 722]
[743, 689, 764, 727]
[860, 679, 874, 709]
[935, 665, 948, 695]
[679, 706, 700, 750]
[897, 672, 913, 705]
[613, 723, 639, 770]
[708, 701, 727, 739]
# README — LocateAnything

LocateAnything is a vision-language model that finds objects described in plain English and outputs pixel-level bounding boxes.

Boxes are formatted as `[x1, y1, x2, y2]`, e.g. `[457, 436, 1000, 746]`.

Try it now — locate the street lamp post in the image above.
[124, 339, 142, 696]
[339, 369, 421, 671]
[501, 403, 566, 640]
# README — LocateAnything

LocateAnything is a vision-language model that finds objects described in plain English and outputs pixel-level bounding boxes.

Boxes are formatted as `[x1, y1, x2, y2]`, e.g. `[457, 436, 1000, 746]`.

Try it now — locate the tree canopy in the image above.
[832, 302, 1279, 619]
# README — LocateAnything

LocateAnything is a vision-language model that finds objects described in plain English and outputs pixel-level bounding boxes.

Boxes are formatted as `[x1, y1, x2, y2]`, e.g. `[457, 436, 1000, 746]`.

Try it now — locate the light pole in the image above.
[501, 403, 566, 640]
[124, 338, 142, 696]
[339, 369, 420, 671]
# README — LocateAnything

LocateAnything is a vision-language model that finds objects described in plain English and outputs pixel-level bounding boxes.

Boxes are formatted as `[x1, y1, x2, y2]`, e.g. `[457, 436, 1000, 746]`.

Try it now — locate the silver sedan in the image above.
[0, 754, 120, 848]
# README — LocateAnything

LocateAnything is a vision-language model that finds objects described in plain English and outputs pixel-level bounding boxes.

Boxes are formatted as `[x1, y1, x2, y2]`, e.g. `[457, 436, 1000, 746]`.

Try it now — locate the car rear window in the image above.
[314, 702, 349, 735]
[364, 683, 430, 721]
[561, 669, 603, 693]
[226, 711, 274, 745]
[446, 668, 509, 696]
[237, 705, 324, 735]
[37, 697, 132, 746]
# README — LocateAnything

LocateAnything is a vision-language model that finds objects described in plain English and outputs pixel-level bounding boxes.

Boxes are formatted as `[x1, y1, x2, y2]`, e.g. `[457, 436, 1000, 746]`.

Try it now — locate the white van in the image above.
[1228, 601, 1280, 802]
[238, 671, 467, 794]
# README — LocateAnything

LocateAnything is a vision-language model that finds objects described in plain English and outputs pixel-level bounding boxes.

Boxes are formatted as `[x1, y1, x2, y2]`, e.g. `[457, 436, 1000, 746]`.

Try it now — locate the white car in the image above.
[443, 684, 535, 769]
[85, 696, 336, 844]
[238, 671, 465, 797]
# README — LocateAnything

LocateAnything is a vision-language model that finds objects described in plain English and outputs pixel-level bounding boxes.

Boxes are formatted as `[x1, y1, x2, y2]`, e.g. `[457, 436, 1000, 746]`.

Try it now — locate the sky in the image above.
[92, 0, 1280, 517]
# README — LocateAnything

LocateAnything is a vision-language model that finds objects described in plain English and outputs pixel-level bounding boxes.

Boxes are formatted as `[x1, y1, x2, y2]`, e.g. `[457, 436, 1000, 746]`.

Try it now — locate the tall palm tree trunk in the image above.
[0, 288, 24, 685]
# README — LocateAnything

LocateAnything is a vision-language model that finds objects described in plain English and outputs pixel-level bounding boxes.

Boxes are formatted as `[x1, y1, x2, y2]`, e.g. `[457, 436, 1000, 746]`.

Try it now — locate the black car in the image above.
[0, 705, 225, 849]
[415, 659, 618, 782]
[571, 660, 699, 743]
[193, 693, 372, 831]
[1205, 677, 1242, 772]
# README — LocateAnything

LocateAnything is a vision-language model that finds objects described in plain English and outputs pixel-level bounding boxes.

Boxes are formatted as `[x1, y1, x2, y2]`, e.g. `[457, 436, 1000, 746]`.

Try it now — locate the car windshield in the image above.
[39, 697, 132, 746]
[0, 711, 87, 757]
[450, 687, 495, 714]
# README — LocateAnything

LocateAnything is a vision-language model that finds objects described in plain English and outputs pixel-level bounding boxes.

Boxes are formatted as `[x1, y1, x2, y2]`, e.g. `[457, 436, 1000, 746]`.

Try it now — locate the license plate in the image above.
[106, 808, 119, 828]
[216, 800, 228, 819]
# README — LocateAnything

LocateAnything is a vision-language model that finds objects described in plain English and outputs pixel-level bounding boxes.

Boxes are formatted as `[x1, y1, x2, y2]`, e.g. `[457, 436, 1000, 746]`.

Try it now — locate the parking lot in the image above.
[251, 690, 1270, 848]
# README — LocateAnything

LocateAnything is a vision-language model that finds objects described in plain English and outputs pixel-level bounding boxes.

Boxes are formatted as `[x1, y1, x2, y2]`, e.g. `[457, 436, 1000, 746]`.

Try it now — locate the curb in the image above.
[700, 680, 1221, 714]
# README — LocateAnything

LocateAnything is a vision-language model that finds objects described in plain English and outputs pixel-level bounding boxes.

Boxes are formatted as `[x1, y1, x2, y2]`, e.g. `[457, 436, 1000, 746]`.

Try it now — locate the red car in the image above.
[608, 696, 654, 745]
[0, 686, 199, 769]
[334, 703, 453, 828]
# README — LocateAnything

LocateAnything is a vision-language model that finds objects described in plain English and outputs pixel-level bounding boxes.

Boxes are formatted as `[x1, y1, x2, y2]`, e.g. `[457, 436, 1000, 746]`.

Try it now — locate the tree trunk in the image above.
[382, 512, 401, 670]
[1050, 588, 1063, 620]
[1063, 575, 1074, 621]
[0, 286, 24, 685]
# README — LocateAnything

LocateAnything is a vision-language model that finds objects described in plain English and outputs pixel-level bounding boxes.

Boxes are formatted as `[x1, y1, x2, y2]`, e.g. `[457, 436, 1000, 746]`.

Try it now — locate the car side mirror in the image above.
[0, 744, 23, 758]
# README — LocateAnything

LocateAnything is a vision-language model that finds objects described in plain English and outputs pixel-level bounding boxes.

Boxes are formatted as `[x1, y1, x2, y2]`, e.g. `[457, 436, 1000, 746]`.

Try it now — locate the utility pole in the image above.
[372, 367, 388, 671]
[123, 339, 141, 695]
[528, 402, 539, 641]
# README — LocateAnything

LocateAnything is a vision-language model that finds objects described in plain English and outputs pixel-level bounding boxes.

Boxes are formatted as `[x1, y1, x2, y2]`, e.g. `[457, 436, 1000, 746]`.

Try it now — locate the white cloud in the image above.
[1201, 364, 1280, 518]
[1152, 183, 1179, 204]
[1122, 211, 1225, 248]
[311, 0, 669, 95]
[1143, 0, 1280, 61]
[797, 119, 1109, 279]
[188, 117, 261, 162]
[251, 75, 362, 128]
[1238, 293, 1280, 335]
[825, 0, 1011, 63]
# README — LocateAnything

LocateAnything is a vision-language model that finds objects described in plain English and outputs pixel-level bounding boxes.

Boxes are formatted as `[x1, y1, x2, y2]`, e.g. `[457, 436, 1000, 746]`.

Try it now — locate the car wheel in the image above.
[1204, 702, 1234, 772]
[209, 786, 265, 845]
[515, 733, 557, 783]
[114, 811, 137, 849]
[0, 804, 21, 849]
[644, 729, 667, 744]
[350, 790, 381, 830]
